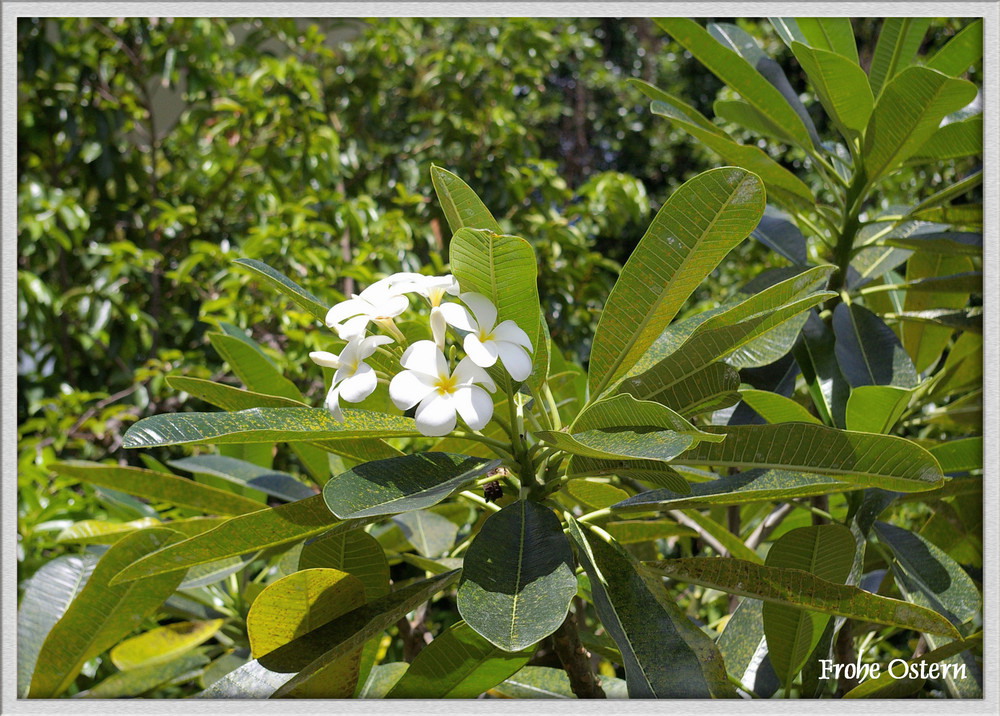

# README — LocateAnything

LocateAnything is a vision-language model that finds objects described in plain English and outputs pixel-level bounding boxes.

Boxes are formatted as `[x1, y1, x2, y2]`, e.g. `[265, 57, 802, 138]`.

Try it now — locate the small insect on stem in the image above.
[483, 466, 509, 503]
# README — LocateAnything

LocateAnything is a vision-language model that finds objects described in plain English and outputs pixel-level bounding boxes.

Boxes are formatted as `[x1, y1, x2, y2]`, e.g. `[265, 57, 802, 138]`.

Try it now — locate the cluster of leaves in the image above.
[18, 16, 982, 701]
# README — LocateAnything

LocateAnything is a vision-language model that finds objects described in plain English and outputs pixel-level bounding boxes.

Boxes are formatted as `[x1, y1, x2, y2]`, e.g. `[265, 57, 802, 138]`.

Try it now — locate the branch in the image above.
[551, 608, 606, 698]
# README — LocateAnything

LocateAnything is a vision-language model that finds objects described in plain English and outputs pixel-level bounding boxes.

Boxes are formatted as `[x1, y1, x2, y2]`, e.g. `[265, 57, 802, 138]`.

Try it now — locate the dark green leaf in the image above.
[929, 437, 981, 473]
[750, 205, 808, 264]
[793, 311, 850, 427]
[299, 529, 390, 599]
[833, 303, 918, 388]
[392, 510, 459, 558]
[567, 456, 691, 493]
[168, 455, 315, 502]
[232, 258, 328, 323]
[78, 651, 210, 698]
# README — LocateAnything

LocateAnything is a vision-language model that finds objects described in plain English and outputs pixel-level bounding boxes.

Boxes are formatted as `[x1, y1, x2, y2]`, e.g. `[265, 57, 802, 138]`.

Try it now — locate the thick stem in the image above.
[552, 609, 606, 699]
[834, 620, 857, 696]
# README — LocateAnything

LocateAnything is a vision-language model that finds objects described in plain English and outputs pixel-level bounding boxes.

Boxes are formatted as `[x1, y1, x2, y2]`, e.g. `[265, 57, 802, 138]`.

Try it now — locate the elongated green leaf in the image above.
[357, 663, 409, 698]
[387, 620, 531, 698]
[717, 597, 780, 697]
[912, 115, 982, 160]
[169, 455, 315, 502]
[929, 437, 981, 473]
[637, 89, 814, 210]
[572, 393, 723, 442]
[564, 480, 630, 511]
[178, 556, 251, 590]
[232, 258, 328, 322]
[794, 311, 849, 427]
[51, 462, 264, 516]
[833, 303, 918, 388]
[449, 227, 540, 380]
[612, 468, 850, 512]
[845, 385, 912, 434]
[193, 660, 290, 698]
[208, 332, 301, 402]
[109, 495, 358, 585]
[78, 651, 210, 698]
[246, 568, 366, 698]
[111, 619, 224, 671]
[458, 500, 576, 652]
[911, 204, 982, 228]
[258, 570, 461, 696]
[875, 522, 980, 626]
[323, 452, 498, 519]
[761, 525, 855, 687]
[55, 517, 160, 545]
[656, 362, 742, 417]
[926, 19, 983, 76]
[492, 665, 628, 699]
[567, 517, 735, 697]
[430, 165, 501, 235]
[166, 375, 304, 410]
[17, 554, 98, 697]
[645, 557, 960, 638]
[656, 17, 812, 148]
[864, 67, 978, 181]
[535, 428, 695, 464]
[843, 632, 982, 698]
[902, 253, 975, 372]
[589, 167, 765, 396]
[681, 509, 761, 564]
[29, 529, 187, 698]
[567, 456, 690, 493]
[791, 42, 873, 137]
[392, 510, 459, 558]
[849, 246, 912, 288]
[605, 520, 697, 545]
[670, 423, 943, 492]
[751, 205, 808, 264]
[739, 389, 822, 425]
[868, 18, 931, 98]
[882, 230, 982, 256]
[299, 529, 390, 599]
[123, 407, 419, 449]
[794, 17, 859, 62]
[714, 99, 797, 145]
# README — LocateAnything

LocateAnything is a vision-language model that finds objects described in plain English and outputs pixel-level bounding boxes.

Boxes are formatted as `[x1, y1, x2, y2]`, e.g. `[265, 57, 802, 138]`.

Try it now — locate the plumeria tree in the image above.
[20, 162, 972, 700]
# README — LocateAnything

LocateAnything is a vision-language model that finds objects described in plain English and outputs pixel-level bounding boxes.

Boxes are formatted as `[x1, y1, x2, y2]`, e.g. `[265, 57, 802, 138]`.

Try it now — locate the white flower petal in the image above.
[453, 356, 496, 391]
[376, 294, 410, 319]
[464, 334, 499, 368]
[414, 394, 457, 437]
[324, 384, 344, 421]
[454, 385, 494, 431]
[309, 350, 341, 369]
[437, 302, 477, 332]
[497, 342, 532, 381]
[357, 334, 394, 360]
[389, 370, 437, 410]
[430, 306, 447, 349]
[400, 340, 447, 376]
[460, 292, 498, 332]
[336, 314, 370, 340]
[325, 298, 364, 327]
[339, 363, 377, 403]
[492, 320, 533, 351]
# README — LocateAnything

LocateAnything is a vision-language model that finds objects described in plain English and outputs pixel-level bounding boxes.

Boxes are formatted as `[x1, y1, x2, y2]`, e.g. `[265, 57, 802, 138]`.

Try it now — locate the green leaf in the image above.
[567, 517, 735, 698]
[123, 407, 419, 448]
[28, 528, 187, 698]
[55, 517, 160, 545]
[386, 620, 531, 698]
[51, 461, 265, 516]
[636, 88, 814, 210]
[791, 42, 873, 137]
[833, 303, 919, 388]
[654, 362, 741, 417]
[925, 19, 983, 76]
[717, 597, 780, 697]
[882, 230, 982, 255]
[208, 331, 301, 402]
[357, 663, 409, 698]
[868, 18, 931, 98]
[257, 570, 461, 696]
[492, 665, 628, 698]
[78, 651, 210, 698]
[739, 389, 822, 425]
[669, 423, 943, 492]
[612, 469, 850, 512]
[929, 437, 982, 473]
[534, 428, 695, 464]
[165, 375, 304, 409]
[17, 554, 98, 697]
[655, 18, 813, 149]
[912, 115, 982, 160]
[793, 17, 859, 62]
[680, 509, 762, 564]
[457, 500, 576, 652]
[588, 167, 765, 396]
[902, 253, 975, 372]
[911, 204, 982, 228]
[760, 524, 855, 687]
[323, 452, 499, 519]
[566, 456, 691, 493]
[864, 66, 978, 181]
[110, 619, 224, 671]
[794, 311, 850, 427]
[449, 227, 540, 381]
[604, 520, 697, 545]
[168, 455, 315, 502]
[109, 495, 357, 585]
[751, 205, 808, 265]
[571, 393, 723, 444]
[874, 522, 981, 627]
[193, 660, 289, 698]
[564, 480, 630, 511]
[232, 258, 328, 323]
[246, 568, 366, 698]
[430, 165, 501, 235]
[842, 633, 982, 698]
[299, 529, 390, 599]
[845, 385, 912, 434]
[392, 510, 459, 558]
[644, 557, 961, 639]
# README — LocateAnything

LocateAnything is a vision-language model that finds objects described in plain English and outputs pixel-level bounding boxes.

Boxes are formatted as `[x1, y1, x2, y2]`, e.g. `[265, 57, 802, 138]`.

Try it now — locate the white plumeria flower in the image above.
[390, 273, 460, 307]
[438, 292, 534, 381]
[310, 334, 393, 420]
[389, 340, 496, 437]
[325, 276, 411, 340]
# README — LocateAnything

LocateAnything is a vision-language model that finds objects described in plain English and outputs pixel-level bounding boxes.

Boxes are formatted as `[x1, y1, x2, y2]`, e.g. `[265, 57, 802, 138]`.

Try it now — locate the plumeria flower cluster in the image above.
[310, 272, 533, 437]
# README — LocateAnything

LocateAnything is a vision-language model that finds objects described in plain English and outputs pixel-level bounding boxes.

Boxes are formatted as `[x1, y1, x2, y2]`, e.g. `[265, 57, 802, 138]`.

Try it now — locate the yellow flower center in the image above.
[435, 373, 458, 395]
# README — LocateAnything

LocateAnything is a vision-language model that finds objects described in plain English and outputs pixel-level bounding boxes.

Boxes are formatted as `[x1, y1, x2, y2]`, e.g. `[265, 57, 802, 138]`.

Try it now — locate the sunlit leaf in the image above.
[111, 619, 224, 671]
